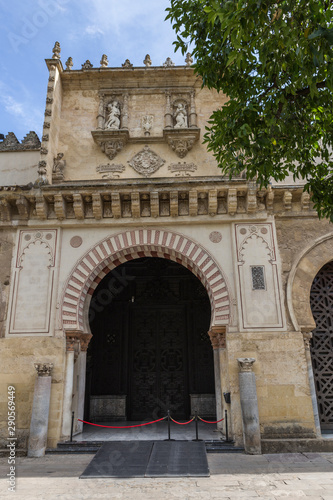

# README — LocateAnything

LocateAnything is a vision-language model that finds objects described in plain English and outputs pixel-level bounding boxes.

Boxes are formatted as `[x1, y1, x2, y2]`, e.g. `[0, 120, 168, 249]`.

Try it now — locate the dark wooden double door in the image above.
[87, 257, 214, 421]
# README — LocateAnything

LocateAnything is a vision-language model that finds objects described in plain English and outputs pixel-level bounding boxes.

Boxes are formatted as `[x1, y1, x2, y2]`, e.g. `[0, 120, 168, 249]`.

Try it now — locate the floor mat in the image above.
[145, 441, 209, 477]
[80, 441, 153, 478]
[80, 441, 210, 478]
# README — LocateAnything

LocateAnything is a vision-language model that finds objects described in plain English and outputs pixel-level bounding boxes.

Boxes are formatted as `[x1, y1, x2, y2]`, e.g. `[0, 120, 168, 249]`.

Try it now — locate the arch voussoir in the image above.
[61, 229, 231, 331]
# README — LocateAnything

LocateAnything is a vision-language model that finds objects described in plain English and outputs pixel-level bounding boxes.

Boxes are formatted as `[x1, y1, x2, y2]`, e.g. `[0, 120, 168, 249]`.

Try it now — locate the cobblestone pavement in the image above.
[0, 452, 333, 499]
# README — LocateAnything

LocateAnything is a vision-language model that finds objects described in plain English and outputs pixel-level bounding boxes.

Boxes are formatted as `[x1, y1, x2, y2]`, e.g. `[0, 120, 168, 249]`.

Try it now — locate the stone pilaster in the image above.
[237, 357, 261, 454]
[303, 332, 321, 437]
[27, 363, 53, 457]
[208, 326, 226, 430]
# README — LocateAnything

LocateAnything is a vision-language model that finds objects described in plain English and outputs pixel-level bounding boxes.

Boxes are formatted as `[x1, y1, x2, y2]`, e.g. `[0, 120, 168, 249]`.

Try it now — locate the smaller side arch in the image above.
[287, 233, 333, 331]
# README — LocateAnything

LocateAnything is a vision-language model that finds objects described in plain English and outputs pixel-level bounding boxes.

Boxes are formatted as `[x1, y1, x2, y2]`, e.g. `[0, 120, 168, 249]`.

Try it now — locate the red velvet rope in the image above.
[170, 416, 195, 425]
[78, 417, 167, 428]
[198, 417, 224, 424]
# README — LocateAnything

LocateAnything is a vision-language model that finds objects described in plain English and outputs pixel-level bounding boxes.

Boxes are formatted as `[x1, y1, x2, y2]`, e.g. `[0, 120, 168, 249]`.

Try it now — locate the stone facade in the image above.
[0, 43, 332, 453]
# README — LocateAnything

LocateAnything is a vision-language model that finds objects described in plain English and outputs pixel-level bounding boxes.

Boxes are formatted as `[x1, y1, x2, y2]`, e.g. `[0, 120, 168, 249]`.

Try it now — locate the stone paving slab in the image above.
[0, 452, 332, 499]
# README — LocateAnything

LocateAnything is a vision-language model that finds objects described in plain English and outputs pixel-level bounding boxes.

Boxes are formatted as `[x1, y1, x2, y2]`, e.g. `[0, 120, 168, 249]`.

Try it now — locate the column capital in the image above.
[237, 357, 256, 372]
[80, 334, 92, 352]
[208, 326, 226, 349]
[65, 330, 92, 353]
[34, 363, 53, 377]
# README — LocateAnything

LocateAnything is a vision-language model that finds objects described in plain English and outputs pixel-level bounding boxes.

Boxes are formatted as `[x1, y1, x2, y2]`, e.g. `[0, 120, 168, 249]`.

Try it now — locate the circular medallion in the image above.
[209, 231, 222, 243]
[24, 234, 31, 241]
[45, 233, 53, 240]
[70, 236, 83, 248]
[240, 228, 247, 235]
[35, 232, 42, 239]
[261, 227, 268, 235]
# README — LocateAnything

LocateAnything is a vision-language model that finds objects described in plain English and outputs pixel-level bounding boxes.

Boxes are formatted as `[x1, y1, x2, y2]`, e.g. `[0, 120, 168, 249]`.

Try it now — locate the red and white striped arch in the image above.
[61, 229, 231, 331]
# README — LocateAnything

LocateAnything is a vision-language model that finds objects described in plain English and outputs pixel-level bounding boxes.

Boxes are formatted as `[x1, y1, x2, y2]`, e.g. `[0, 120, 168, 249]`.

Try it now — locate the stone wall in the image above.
[0, 230, 15, 338]
[227, 331, 316, 445]
[0, 337, 65, 450]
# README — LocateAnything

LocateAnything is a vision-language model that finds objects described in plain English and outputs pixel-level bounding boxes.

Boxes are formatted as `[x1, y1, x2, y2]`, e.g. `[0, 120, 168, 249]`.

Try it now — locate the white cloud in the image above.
[0, 81, 43, 136]
[84, 25, 104, 37]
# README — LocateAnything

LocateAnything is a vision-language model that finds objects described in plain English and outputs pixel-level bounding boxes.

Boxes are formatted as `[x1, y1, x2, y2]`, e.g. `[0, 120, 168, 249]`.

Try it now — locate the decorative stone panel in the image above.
[234, 223, 284, 330]
[8, 230, 58, 334]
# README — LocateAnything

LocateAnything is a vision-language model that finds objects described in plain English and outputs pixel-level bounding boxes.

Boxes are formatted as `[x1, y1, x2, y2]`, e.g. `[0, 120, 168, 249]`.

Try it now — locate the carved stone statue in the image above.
[105, 101, 121, 130]
[52, 153, 66, 182]
[174, 103, 188, 128]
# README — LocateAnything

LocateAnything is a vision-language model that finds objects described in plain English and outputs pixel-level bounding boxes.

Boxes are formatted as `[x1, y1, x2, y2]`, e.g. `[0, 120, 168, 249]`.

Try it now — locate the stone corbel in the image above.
[91, 129, 129, 160]
[0, 198, 12, 222]
[163, 128, 200, 158]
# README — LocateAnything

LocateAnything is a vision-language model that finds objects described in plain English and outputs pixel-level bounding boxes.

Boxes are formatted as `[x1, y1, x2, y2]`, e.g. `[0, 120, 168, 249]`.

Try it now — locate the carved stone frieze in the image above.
[128, 145, 165, 177]
[96, 164, 125, 179]
[92, 129, 129, 160]
[168, 162, 197, 177]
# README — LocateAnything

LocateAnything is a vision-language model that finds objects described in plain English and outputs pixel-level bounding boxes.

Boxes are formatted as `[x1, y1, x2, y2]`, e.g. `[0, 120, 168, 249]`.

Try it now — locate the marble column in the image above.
[303, 332, 321, 437]
[76, 334, 92, 434]
[208, 326, 226, 431]
[237, 358, 261, 454]
[61, 332, 80, 440]
[27, 363, 53, 458]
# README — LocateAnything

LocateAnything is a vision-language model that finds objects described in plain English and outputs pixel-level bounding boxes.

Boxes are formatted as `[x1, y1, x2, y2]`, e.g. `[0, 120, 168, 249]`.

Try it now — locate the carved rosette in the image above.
[237, 358, 256, 372]
[34, 363, 53, 377]
[208, 326, 226, 350]
[163, 128, 200, 158]
[91, 130, 129, 160]
[128, 145, 165, 177]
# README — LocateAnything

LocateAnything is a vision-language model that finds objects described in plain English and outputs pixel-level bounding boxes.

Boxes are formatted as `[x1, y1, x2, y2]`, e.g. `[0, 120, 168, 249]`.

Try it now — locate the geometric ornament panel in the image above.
[310, 261, 333, 429]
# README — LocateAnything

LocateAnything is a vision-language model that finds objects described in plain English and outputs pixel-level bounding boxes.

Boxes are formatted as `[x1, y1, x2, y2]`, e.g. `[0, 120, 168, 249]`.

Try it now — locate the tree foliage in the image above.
[166, 0, 333, 221]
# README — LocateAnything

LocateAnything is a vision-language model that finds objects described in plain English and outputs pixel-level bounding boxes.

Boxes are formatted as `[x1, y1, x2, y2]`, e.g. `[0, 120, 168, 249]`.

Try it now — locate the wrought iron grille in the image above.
[310, 261, 333, 430]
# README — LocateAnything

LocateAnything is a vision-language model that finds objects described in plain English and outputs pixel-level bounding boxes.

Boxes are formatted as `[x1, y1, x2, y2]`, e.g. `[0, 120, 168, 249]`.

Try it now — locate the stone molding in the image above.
[61, 228, 232, 331]
[0, 183, 317, 225]
[237, 358, 256, 372]
[34, 363, 53, 377]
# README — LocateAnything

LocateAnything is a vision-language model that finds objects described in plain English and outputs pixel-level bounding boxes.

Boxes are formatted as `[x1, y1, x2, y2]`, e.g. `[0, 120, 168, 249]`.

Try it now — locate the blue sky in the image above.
[0, 0, 189, 141]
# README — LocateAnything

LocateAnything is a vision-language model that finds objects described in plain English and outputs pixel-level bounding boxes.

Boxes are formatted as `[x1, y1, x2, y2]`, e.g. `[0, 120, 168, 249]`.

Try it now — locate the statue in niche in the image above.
[174, 102, 188, 128]
[105, 101, 121, 130]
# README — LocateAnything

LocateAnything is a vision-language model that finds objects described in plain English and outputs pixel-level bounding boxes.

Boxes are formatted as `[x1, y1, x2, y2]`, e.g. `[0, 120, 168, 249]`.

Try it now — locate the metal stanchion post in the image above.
[70, 411, 75, 442]
[167, 410, 171, 441]
[192, 411, 202, 441]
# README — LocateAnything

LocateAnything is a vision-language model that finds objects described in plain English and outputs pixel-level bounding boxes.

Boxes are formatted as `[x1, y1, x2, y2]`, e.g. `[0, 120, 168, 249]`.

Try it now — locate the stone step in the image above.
[46, 440, 244, 454]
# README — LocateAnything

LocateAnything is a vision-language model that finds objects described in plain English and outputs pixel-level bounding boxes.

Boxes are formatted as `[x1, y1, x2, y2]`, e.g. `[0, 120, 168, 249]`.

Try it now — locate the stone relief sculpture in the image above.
[105, 101, 121, 130]
[52, 153, 66, 183]
[142, 115, 153, 136]
[128, 145, 165, 177]
[174, 102, 188, 128]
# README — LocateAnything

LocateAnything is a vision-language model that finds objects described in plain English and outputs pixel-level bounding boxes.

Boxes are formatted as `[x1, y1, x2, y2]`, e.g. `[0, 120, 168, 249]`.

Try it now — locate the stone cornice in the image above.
[0, 180, 317, 225]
